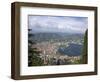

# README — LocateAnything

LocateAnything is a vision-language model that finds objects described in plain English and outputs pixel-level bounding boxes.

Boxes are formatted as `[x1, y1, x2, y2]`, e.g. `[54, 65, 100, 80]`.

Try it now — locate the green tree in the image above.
[28, 29, 44, 66]
[82, 30, 88, 64]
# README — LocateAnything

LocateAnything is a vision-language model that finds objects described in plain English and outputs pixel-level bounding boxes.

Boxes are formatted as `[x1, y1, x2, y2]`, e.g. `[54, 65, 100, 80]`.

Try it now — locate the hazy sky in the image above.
[28, 15, 88, 33]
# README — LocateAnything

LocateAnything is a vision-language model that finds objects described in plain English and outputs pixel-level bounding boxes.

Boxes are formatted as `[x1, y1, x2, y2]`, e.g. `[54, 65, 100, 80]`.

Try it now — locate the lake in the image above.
[58, 43, 83, 56]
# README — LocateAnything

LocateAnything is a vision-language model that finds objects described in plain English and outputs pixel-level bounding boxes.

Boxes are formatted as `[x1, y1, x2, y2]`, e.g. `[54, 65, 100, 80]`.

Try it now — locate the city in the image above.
[31, 38, 84, 65]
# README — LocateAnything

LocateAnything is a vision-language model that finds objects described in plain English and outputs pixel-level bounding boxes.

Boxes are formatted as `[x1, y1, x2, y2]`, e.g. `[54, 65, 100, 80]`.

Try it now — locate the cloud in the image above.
[28, 15, 88, 33]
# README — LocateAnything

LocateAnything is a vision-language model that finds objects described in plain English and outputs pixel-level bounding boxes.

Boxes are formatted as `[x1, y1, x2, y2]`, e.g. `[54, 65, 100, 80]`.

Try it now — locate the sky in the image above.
[28, 15, 88, 34]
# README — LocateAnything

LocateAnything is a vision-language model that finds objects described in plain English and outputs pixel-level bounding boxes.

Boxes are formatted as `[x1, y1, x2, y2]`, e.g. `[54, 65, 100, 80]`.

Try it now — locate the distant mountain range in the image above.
[29, 32, 84, 42]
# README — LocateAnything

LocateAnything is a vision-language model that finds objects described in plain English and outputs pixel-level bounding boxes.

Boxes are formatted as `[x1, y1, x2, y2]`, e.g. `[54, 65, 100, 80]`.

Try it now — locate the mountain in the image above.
[29, 32, 84, 42]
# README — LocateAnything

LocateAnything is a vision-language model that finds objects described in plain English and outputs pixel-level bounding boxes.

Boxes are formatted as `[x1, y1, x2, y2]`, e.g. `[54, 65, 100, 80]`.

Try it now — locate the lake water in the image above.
[58, 43, 83, 56]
